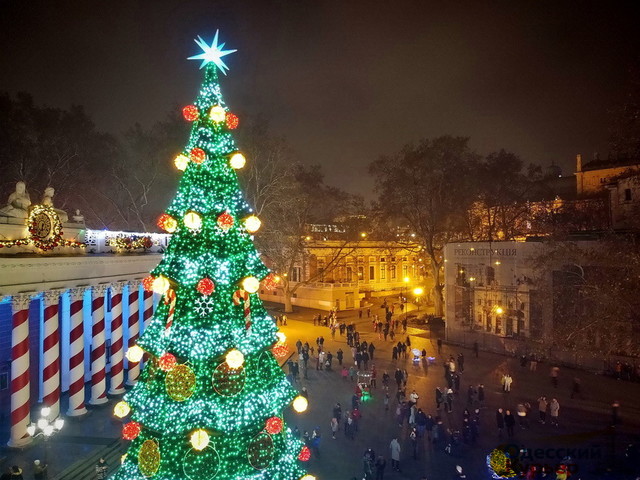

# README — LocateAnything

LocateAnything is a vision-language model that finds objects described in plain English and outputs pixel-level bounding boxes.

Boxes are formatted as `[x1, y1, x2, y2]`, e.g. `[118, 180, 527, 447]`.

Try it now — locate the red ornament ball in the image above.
[197, 278, 215, 296]
[158, 352, 177, 372]
[122, 421, 142, 440]
[225, 112, 239, 129]
[217, 212, 234, 231]
[190, 147, 206, 164]
[272, 344, 289, 358]
[298, 445, 311, 461]
[265, 416, 283, 435]
[182, 105, 199, 122]
[142, 276, 155, 292]
[157, 213, 177, 233]
[263, 273, 279, 291]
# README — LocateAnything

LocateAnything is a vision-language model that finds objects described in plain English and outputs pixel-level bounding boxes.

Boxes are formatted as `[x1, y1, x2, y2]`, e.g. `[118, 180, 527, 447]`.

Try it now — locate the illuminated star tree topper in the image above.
[188, 30, 237, 74]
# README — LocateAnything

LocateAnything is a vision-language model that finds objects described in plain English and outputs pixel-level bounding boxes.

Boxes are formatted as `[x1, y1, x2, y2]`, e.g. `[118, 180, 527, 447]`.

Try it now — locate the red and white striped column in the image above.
[8, 294, 33, 447]
[67, 287, 87, 417]
[42, 290, 61, 419]
[108, 283, 125, 395]
[142, 290, 154, 330]
[89, 285, 108, 405]
[126, 282, 141, 386]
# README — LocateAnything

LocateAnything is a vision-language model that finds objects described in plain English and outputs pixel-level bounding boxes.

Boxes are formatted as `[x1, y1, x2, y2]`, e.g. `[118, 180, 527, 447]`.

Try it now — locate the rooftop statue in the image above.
[42, 187, 69, 223]
[0, 181, 31, 218]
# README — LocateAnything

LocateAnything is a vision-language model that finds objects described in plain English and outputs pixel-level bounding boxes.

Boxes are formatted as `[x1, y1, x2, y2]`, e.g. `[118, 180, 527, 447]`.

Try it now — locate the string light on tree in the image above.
[226, 112, 239, 129]
[174, 154, 190, 171]
[217, 212, 234, 231]
[113, 401, 131, 418]
[182, 105, 199, 122]
[112, 29, 309, 480]
[184, 211, 202, 230]
[242, 276, 260, 293]
[229, 152, 246, 169]
[225, 349, 244, 369]
[125, 345, 144, 363]
[209, 105, 226, 122]
[244, 215, 261, 233]
[190, 147, 206, 164]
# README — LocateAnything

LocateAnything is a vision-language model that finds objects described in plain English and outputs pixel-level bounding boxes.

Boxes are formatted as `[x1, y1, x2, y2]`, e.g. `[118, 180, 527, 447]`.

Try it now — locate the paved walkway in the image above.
[1, 297, 639, 479]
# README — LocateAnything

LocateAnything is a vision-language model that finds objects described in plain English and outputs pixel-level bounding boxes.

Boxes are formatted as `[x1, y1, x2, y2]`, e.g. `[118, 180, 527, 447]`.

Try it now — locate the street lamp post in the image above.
[413, 287, 424, 319]
[403, 277, 410, 314]
[26, 406, 64, 467]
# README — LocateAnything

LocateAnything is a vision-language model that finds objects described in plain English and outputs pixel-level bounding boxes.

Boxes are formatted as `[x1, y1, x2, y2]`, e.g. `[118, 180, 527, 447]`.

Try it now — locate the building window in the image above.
[358, 266, 364, 279]
[369, 265, 375, 281]
[477, 299, 482, 306]
[292, 266, 302, 282]
[380, 258, 386, 280]
[402, 264, 409, 278]
[357, 256, 364, 263]
[624, 188, 632, 201]
[346, 266, 353, 282]
[390, 265, 396, 279]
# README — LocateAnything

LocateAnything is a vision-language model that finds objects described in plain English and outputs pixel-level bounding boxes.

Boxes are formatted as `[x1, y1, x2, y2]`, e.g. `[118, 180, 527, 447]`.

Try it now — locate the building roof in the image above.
[581, 157, 640, 172]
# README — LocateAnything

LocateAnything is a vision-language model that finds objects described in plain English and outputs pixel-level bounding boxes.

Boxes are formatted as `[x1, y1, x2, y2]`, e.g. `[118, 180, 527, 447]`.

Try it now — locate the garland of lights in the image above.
[487, 448, 517, 479]
[0, 204, 85, 251]
[108, 234, 153, 250]
[112, 31, 313, 480]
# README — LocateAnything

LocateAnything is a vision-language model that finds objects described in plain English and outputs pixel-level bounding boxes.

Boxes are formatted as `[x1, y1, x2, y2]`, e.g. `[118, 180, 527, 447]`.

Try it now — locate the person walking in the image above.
[95, 458, 108, 480]
[537, 396, 548, 424]
[362, 454, 374, 480]
[389, 437, 401, 472]
[330, 417, 339, 439]
[549, 398, 560, 426]
[437, 338, 442, 354]
[504, 409, 515, 437]
[409, 427, 418, 459]
[374, 455, 387, 480]
[570, 377, 582, 399]
[517, 402, 529, 429]
[550, 366, 560, 388]
[473, 341, 479, 357]
[435, 387, 443, 410]
[496, 408, 505, 437]
[477, 384, 485, 407]
[337, 348, 344, 366]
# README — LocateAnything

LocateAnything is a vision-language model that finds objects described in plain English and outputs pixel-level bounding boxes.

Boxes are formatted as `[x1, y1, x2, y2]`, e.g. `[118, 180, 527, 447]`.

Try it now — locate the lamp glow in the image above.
[184, 211, 202, 230]
[54, 418, 64, 430]
[174, 154, 190, 171]
[26, 425, 36, 437]
[413, 287, 424, 296]
[229, 152, 246, 169]
[152, 275, 170, 294]
[242, 276, 260, 293]
[292, 396, 308, 413]
[41, 406, 51, 417]
[496, 307, 504, 315]
[190, 429, 210, 450]
[37, 419, 48, 430]
[209, 105, 226, 122]
[126, 345, 144, 363]
[225, 349, 245, 369]
[43, 425, 54, 436]
[244, 215, 261, 233]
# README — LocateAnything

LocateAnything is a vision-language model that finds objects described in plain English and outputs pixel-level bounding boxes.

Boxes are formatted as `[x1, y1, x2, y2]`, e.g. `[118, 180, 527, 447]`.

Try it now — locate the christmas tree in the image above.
[112, 31, 313, 480]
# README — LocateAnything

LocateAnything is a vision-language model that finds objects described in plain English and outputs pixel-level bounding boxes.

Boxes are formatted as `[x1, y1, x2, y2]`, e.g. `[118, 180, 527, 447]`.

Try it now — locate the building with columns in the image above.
[0, 204, 168, 447]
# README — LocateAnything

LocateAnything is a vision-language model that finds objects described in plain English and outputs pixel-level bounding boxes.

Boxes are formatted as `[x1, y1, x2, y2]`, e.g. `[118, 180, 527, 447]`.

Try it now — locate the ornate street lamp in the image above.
[26, 406, 64, 466]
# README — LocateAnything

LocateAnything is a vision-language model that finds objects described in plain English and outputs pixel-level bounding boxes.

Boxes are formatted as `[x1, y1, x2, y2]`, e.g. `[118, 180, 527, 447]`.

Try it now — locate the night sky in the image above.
[1, 0, 639, 197]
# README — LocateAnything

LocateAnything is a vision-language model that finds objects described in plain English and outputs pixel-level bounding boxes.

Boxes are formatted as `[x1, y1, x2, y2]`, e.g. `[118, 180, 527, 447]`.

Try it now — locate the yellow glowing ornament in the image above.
[242, 276, 260, 294]
[125, 345, 144, 363]
[183, 211, 202, 230]
[276, 332, 286, 343]
[120, 454, 127, 465]
[244, 215, 261, 233]
[209, 105, 226, 122]
[152, 275, 170, 294]
[174, 154, 190, 171]
[225, 349, 245, 369]
[300, 476, 317, 480]
[113, 401, 131, 418]
[190, 429, 210, 451]
[229, 152, 246, 169]
[292, 395, 308, 413]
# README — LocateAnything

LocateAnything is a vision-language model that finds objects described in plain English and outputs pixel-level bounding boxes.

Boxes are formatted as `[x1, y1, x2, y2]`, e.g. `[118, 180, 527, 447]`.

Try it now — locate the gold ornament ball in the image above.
[229, 152, 246, 169]
[292, 395, 308, 413]
[113, 401, 131, 418]
[174, 154, 190, 171]
[152, 275, 170, 294]
[242, 276, 260, 294]
[300, 474, 316, 480]
[209, 105, 226, 122]
[126, 345, 144, 363]
[225, 349, 245, 369]
[275, 332, 286, 343]
[244, 215, 261, 233]
[190, 429, 210, 451]
[184, 211, 202, 230]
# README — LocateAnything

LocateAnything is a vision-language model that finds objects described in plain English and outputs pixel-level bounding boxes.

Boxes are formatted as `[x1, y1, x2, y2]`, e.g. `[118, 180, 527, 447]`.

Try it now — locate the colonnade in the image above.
[5, 281, 155, 447]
